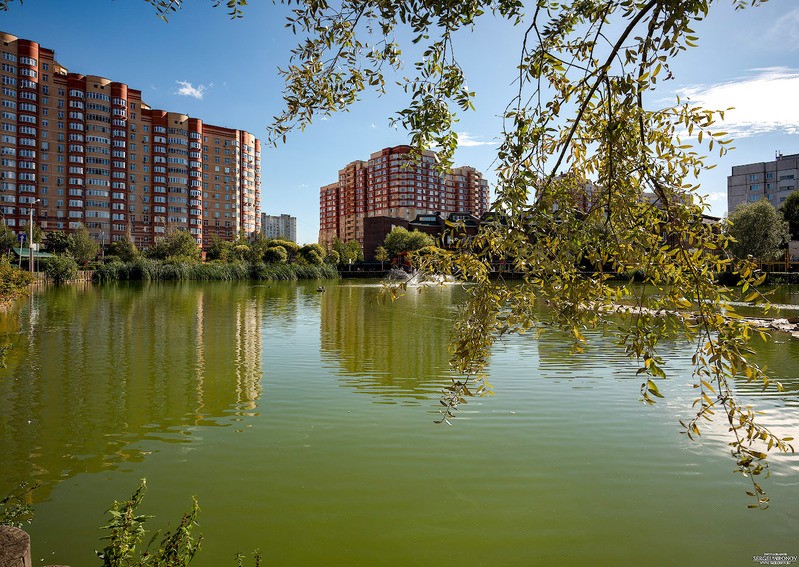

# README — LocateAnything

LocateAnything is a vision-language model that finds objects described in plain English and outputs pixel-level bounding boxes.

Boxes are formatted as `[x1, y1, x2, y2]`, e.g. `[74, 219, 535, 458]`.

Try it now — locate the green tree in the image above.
[233, 244, 251, 261]
[726, 200, 789, 261]
[44, 254, 78, 284]
[332, 238, 363, 266]
[68, 225, 100, 266]
[146, 229, 201, 262]
[263, 245, 288, 264]
[779, 191, 799, 241]
[31, 224, 43, 244]
[108, 237, 139, 262]
[0, 256, 33, 304]
[269, 239, 300, 262]
[374, 245, 389, 269]
[324, 249, 340, 266]
[0, 223, 16, 255]
[44, 231, 72, 255]
[206, 235, 233, 262]
[300, 243, 325, 265]
[248, 233, 270, 263]
[383, 227, 435, 258]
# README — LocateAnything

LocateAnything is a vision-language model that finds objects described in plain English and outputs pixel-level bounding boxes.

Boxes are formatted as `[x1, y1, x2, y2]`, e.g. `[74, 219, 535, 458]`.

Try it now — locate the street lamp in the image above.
[28, 198, 40, 275]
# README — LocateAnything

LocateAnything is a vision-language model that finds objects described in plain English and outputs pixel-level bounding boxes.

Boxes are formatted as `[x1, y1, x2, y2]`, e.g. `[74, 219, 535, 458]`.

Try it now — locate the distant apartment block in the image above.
[261, 213, 296, 242]
[0, 31, 261, 248]
[727, 152, 798, 212]
[319, 145, 489, 248]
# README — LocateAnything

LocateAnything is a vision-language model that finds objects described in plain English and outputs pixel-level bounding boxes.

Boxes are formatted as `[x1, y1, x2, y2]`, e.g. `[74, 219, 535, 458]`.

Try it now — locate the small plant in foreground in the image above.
[96, 479, 202, 567]
[0, 481, 38, 528]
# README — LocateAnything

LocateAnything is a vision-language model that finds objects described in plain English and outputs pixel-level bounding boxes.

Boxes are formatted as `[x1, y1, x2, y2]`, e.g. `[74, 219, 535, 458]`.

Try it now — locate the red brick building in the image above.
[0, 31, 261, 249]
[319, 145, 489, 249]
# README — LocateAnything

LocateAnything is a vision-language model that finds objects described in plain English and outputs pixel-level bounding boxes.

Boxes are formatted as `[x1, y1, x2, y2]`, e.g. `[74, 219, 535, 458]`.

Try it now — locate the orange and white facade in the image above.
[0, 32, 261, 248]
[319, 145, 489, 248]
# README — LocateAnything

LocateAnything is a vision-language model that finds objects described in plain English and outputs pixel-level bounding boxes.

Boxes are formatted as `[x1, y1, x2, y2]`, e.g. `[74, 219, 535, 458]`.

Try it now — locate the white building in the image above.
[261, 213, 297, 242]
[727, 152, 798, 212]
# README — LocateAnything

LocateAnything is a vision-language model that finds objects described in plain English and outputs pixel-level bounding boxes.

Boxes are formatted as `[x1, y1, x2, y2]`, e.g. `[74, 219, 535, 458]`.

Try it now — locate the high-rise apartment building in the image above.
[319, 145, 489, 247]
[0, 32, 261, 248]
[261, 213, 297, 242]
[727, 152, 798, 212]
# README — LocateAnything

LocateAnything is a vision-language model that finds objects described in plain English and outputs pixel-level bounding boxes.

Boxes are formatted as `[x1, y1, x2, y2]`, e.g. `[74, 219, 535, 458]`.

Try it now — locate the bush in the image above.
[325, 250, 340, 265]
[264, 245, 288, 264]
[108, 238, 139, 262]
[0, 256, 33, 303]
[94, 260, 131, 283]
[92, 258, 339, 283]
[44, 254, 79, 284]
[145, 229, 201, 262]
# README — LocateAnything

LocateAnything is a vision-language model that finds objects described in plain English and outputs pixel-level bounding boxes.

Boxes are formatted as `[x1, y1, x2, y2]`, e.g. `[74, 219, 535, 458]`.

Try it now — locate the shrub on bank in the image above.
[43, 254, 78, 284]
[0, 256, 33, 303]
[94, 259, 339, 283]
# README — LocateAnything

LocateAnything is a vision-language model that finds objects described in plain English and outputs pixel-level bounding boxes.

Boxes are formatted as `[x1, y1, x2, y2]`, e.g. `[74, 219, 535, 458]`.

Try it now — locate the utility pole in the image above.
[28, 198, 39, 275]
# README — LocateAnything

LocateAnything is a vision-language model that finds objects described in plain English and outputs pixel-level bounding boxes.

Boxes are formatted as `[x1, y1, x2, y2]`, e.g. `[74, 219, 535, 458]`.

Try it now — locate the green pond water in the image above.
[0, 280, 798, 566]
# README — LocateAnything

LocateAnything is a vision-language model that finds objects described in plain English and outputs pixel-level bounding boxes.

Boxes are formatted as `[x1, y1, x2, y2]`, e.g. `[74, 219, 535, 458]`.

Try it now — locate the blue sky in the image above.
[2, 0, 798, 243]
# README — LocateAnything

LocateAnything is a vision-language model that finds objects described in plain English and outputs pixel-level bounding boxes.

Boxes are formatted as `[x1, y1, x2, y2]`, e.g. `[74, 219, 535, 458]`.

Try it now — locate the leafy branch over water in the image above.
[2, 0, 793, 508]
[270, 0, 794, 507]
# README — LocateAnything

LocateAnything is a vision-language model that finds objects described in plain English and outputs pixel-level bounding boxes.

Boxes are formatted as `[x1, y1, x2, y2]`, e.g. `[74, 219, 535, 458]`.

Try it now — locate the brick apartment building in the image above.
[319, 145, 489, 249]
[0, 31, 261, 249]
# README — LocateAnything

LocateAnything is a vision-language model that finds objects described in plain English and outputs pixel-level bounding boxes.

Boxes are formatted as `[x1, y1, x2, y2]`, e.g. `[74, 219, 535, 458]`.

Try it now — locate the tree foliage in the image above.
[45, 231, 72, 255]
[0, 222, 16, 255]
[205, 235, 229, 261]
[263, 245, 288, 264]
[268, 239, 300, 262]
[300, 243, 325, 265]
[263, 0, 792, 507]
[146, 229, 201, 263]
[383, 227, 435, 258]
[44, 254, 79, 284]
[779, 191, 799, 241]
[332, 237, 363, 265]
[0, 256, 32, 304]
[726, 200, 789, 261]
[108, 237, 140, 263]
[69, 225, 100, 266]
[0, 0, 247, 20]
[324, 249, 340, 265]
[374, 245, 389, 268]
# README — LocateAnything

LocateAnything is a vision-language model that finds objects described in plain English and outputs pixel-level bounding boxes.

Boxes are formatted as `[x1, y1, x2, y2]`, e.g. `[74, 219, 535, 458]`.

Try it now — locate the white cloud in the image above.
[456, 132, 497, 147]
[174, 80, 212, 100]
[677, 68, 799, 138]
[767, 8, 799, 51]
[703, 192, 726, 202]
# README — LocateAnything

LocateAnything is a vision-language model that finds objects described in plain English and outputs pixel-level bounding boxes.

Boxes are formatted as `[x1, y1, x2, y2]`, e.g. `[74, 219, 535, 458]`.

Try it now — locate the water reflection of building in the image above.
[319, 283, 459, 400]
[0, 284, 263, 496]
